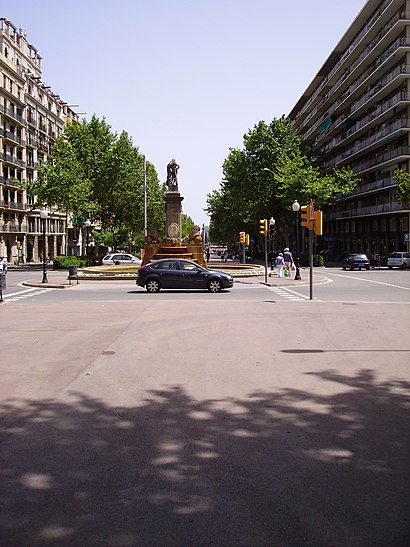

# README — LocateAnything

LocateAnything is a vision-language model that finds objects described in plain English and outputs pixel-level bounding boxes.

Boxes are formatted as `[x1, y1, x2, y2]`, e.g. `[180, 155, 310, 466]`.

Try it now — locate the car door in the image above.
[156, 260, 180, 288]
[178, 260, 206, 289]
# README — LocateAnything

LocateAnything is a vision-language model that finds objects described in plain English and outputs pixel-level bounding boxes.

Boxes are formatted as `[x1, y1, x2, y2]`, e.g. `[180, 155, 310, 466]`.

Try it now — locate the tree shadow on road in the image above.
[0, 369, 409, 546]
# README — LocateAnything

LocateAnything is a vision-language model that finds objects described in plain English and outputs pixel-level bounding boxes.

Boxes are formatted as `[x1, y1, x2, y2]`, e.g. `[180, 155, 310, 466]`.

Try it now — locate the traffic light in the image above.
[245, 234, 250, 246]
[239, 231, 245, 244]
[269, 223, 275, 238]
[301, 205, 313, 229]
[259, 219, 268, 236]
[314, 210, 323, 236]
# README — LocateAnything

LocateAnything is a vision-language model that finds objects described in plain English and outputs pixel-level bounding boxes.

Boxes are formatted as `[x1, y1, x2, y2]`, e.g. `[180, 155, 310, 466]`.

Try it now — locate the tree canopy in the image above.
[28, 115, 166, 249]
[206, 116, 358, 244]
[393, 168, 410, 204]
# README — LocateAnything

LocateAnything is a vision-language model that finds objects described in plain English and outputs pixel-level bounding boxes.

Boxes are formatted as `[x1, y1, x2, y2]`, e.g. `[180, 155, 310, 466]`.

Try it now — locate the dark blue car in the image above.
[137, 258, 234, 293]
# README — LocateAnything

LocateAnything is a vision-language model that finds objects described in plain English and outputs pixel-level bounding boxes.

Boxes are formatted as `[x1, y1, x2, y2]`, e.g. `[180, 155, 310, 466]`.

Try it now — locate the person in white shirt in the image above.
[275, 253, 284, 278]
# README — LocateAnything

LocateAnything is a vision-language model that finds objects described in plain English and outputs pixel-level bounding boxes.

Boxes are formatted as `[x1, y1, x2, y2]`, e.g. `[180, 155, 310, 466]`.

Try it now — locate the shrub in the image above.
[53, 256, 87, 269]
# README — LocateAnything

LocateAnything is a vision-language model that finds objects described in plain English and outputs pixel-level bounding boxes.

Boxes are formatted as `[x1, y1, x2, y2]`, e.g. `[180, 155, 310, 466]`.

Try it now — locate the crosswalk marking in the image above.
[1, 287, 54, 304]
[268, 287, 307, 301]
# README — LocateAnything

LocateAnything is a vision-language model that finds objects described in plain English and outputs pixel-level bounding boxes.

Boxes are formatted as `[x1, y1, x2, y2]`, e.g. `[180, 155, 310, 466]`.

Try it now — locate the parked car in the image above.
[342, 253, 370, 270]
[136, 258, 234, 292]
[387, 252, 410, 269]
[102, 253, 141, 265]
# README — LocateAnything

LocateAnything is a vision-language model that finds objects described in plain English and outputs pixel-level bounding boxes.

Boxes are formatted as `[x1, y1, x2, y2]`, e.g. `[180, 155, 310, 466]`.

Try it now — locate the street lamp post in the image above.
[40, 207, 48, 283]
[292, 200, 302, 280]
[269, 216, 275, 272]
[85, 219, 91, 266]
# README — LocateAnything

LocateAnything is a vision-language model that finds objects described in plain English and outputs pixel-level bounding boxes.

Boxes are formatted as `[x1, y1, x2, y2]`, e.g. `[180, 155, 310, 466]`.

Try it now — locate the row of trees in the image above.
[28, 116, 166, 252]
[206, 116, 410, 250]
[205, 117, 360, 249]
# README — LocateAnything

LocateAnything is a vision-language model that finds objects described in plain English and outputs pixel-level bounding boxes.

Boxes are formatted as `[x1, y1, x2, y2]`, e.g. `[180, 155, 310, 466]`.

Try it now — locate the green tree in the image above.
[180, 213, 195, 239]
[393, 168, 410, 204]
[206, 116, 358, 244]
[27, 115, 166, 250]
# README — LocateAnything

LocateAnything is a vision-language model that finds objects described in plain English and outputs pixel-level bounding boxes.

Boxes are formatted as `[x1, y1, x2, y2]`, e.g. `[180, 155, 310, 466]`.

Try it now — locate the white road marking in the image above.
[268, 287, 307, 301]
[326, 272, 410, 291]
[1, 287, 54, 303]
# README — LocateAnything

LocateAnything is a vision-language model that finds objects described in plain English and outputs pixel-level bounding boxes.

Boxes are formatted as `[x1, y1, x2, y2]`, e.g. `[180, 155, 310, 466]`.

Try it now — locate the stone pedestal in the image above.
[165, 191, 184, 240]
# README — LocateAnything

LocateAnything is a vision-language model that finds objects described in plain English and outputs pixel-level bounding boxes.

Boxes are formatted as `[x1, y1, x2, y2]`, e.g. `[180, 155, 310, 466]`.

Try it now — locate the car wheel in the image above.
[366, 265, 370, 270]
[146, 279, 160, 293]
[350, 266, 354, 271]
[342, 266, 346, 270]
[208, 279, 222, 293]
[402, 262, 407, 269]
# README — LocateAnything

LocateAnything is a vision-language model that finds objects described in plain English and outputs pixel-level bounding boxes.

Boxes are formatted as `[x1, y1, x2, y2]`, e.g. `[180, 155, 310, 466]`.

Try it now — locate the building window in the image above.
[399, 217, 408, 231]
[389, 218, 396, 231]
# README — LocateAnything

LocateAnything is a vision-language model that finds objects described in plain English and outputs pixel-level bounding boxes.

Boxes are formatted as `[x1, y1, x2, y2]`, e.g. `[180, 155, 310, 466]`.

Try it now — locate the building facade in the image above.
[0, 18, 78, 264]
[289, 0, 410, 261]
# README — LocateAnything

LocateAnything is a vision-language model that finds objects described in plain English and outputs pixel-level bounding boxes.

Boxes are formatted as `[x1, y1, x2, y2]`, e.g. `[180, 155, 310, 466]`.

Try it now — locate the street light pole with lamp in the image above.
[292, 200, 302, 280]
[40, 207, 48, 283]
[85, 219, 91, 266]
[269, 216, 275, 272]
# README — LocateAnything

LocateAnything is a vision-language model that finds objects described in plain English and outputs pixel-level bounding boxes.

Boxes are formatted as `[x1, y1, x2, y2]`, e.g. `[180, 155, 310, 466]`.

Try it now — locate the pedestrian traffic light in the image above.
[259, 219, 268, 236]
[301, 205, 313, 229]
[245, 234, 250, 246]
[314, 210, 323, 236]
[239, 231, 245, 243]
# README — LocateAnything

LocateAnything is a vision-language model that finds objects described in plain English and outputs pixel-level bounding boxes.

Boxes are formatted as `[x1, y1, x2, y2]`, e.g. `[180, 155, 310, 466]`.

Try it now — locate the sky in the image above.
[5, 0, 367, 227]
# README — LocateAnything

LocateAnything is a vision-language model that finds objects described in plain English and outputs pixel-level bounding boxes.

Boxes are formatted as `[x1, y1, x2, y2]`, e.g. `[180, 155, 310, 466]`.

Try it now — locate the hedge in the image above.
[53, 256, 87, 269]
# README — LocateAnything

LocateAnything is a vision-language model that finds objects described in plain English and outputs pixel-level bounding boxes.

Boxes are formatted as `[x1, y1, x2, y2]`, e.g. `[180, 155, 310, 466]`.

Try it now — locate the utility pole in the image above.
[143, 156, 147, 238]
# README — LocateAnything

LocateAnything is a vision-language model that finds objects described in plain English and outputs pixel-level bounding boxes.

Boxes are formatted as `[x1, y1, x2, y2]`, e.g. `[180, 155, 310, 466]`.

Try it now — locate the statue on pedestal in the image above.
[166, 158, 180, 191]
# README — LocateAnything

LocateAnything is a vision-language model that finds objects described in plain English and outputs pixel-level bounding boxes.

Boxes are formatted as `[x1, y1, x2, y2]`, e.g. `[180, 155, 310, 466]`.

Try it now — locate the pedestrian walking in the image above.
[0, 255, 7, 274]
[206, 248, 210, 263]
[283, 247, 294, 276]
[275, 253, 285, 278]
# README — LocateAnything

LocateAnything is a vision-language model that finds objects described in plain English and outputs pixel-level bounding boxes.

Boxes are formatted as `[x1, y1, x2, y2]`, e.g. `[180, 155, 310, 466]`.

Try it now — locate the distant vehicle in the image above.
[102, 253, 141, 265]
[342, 253, 370, 271]
[387, 252, 410, 269]
[136, 258, 234, 293]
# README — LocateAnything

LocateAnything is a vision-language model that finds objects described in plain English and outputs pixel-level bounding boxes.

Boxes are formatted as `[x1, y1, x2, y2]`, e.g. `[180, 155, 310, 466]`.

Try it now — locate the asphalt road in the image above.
[1, 267, 410, 304]
[0, 269, 409, 546]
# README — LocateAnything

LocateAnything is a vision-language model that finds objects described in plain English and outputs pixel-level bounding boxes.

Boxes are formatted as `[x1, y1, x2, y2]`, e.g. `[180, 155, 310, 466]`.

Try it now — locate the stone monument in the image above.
[142, 160, 205, 266]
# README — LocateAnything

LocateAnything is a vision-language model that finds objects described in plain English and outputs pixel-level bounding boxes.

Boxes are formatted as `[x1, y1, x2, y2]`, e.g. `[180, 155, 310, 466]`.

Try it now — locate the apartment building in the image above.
[289, 0, 410, 261]
[0, 18, 78, 264]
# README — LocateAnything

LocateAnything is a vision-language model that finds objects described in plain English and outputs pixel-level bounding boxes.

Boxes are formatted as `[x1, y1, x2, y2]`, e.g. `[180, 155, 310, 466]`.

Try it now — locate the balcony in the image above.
[348, 176, 396, 198]
[0, 177, 24, 189]
[27, 115, 37, 128]
[325, 118, 410, 169]
[326, 200, 408, 220]
[0, 223, 26, 233]
[352, 145, 410, 174]
[0, 200, 26, 211]
[0, 153, 26, 168]
[0, 104, 24, 124]
[0, 129, 26, 147]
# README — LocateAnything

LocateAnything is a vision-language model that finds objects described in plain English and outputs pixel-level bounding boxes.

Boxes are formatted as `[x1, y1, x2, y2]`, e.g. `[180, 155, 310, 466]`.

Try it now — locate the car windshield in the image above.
[353, 254, 367, 258]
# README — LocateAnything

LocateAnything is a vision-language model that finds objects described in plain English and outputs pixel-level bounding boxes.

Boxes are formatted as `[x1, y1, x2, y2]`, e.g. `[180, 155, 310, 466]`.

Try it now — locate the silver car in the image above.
[387, 252, 410, 269]
[102, 253, 141, 265]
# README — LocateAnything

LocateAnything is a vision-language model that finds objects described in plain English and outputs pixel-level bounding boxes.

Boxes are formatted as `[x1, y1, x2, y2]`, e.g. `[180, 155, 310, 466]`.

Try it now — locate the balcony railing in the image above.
[325, 118, 410, 168]
[351, 145, 410, 173]
[326, 200, 407, 220]
[1, 129, 26, 146]
[0, 104, 24, 124]
[0, 153, 26, 168]
[0, 223, 26, 233]
[349, 176, 396, 197]
[0, 200, 26, 211]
